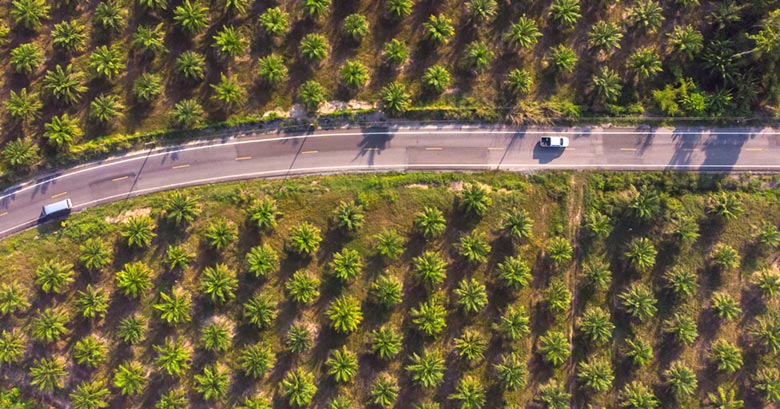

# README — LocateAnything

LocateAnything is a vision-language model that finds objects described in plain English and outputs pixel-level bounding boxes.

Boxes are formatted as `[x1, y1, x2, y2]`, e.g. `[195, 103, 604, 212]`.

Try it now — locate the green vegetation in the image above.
[1, 171, 780, 407]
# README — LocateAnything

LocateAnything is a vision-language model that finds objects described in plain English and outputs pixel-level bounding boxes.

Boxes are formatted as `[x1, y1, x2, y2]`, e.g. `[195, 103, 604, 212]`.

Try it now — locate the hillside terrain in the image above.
[0, 172, 779, 408]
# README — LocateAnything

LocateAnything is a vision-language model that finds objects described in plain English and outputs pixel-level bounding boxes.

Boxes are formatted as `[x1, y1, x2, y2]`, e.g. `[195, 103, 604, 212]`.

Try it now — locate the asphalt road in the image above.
[1, 125, 779, 239]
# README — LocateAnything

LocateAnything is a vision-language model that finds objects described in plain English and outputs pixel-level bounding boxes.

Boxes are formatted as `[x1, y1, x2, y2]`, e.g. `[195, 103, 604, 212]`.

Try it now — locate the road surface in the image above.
[1, 125, 779, 239]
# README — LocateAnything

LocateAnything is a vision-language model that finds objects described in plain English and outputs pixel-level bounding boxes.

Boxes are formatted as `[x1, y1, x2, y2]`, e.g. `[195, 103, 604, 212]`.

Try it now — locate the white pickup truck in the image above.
[540, 136, 570, 148]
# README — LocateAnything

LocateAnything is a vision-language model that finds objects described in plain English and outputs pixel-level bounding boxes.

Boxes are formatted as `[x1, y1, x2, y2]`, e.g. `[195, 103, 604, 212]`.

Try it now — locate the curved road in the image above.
[1, 125, 779, 238]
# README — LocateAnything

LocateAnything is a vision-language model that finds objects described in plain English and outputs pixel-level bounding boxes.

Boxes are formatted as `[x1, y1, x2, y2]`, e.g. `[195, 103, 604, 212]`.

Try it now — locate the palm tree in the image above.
[454, 330, 486, 361]
[284, 323, 313, 354]
[591, 66, 623, 103]
[0, 282, 29, 316]
[665, 361, 697, 399]
[133, 24, 165, 56]
[537, 379, 570, 409]
[370, 373, 398, 408]
[259, 7, 289, 37]
[201, 322, 230, 352]
[494, 352, 527, 391]
[329, 248, 363, 282]
[154, 289, 191, 325]
[496, 255, 531, 291]
[504, 15, 541, 50]
[450, 376, 485, 409]
[248, 197, 282, 231]
[223, 0, 249, 14]
[304, 0, 330, 18]
[94, 0, 126, 33]
[299, 33, 329, 63]
[280, 368, 317, 407]
[52, 20, 86, 52]
[243, 293, 276, 329]
[455, 278, 488, 314]
[194, 364, 229, 402]
[711, 243, 740, 270]
[375, 229, 404, 261]
[670, 214, 700, 244]
[578, 307, 614, 345]
[619, 283, 658, 322]
[501, 208, 533, 242]
[113, 360, 146, 396]
[2, 138, 39, 171]
[174, 0, 209, 35]
[460, 184, 492, 216]
[588, 21, 623, 53]
[89, 94, 125, 123]
[342, 14, 369, 42]
[153, 337, 191, 376]
[44, 114, 82, 149]
[12, 0, 49, 30]
[10, 43, 43, 74]
[326, 346, 358, 383]
[538, 330, 570, 366]
[5, 88, 41, 123]
[627, 48, 663, 81]
[422, 65, 451, 94]
[414, 207, 446, 239]
[133, 73, 163, 102]
[583, 259, 612, 290]
[710, 340, 743, 374]
[175, 51, 206, 81]
[707, 386, 743, 409]
[411, 298, 447, 336]
[116, 315, 146, 345]
[163, 191, 199, 226]
[467, 0, 497, 23]
[246, 244, 278, 278]
[156, 388, 188, 409]
[73, 335, 108, 368]
[328, 295, 363, 333]
[665, 312, 698, 346]
[199, 264, 238, 304]
[584, 212, 611, 239]
[210, 73, 245, 109]
[288, 222, 322, 255]
[620, 381, 659, 409]
[298, 80, 327, 112]
[664, 266, 698, 299]
[35, 260, 74, 294]
[339, 60, 369, 90]
[407, 349, 445, 388]
[238, 342, 274, 379]
[712, 292, 741, 321]
[550, 0, 581, 29]
[29, 357, 66, 392]
[629, 0, 664, 32]
[493, 306, 530, 340]
[370, 275, 403, 307]
[577, 357, 614, 393]
[757, 221, 780, 248]
[333, 200, 365, 232]
[423, 14, 455, 45]
[204, 218, 236, 250]
[506, 68, 533, 95]
[119, 216, 157, 248]
[625, 237, 657, 272]
[754, 367, 780, 404]
[43, 64, 87, 105]
[89, 45, 125, 80]
[69, 380, 110, 409]
[413, 251, 447, 287]
[667, 25, 704, 60]
[0, 330, 26, 365]
[545, 280, 571, 314]
[213, 26, 246, 59]
[257, 54, 288, 87]
[385, 0, 413, 20]
[464, 41, 494, 73]
[285, 270, 320, 303]
[371, 327, 402, 360]
[547, 236, 573, 267]
[139, 0, 167, 10]
[624, 337, 653, 366]
[76, 285, 109, 320]
[115, 261, 152, 298]
[630, 192, 661, 221]
[383, 39, 409, 65]
[381, 82, 411, 115]
[457, 232, 491, 264]
[752, 268, 780, 299]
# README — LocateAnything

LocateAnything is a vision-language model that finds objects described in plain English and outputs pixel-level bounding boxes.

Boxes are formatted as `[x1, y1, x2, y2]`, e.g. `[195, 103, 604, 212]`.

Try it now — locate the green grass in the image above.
[0, 171, 779, 408]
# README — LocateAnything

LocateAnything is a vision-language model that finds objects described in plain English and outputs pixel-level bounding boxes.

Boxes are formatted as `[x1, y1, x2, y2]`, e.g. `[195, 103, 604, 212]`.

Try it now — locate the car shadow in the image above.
[532, 142, 564, 164]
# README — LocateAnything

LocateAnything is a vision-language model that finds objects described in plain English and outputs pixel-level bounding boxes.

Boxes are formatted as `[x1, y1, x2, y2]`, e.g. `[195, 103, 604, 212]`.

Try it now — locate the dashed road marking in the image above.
[0, 212, 7, 217]
[745, 148, 763, 151]
[111, 176, 129, 182]
[424, 147, 443, 151]
[235, 156, 252, 161]
[172, 164, 191, 169]
[301, 150, 319, 154]
[620, 148, 637, 151]
[362, 148, 380, 151]
[487, 147, 504, 151]
[51, 192, 67, 199]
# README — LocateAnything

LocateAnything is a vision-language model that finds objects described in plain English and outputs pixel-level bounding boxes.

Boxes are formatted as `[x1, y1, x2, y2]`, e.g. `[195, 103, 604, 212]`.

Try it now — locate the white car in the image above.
[540, 136, 570, 148]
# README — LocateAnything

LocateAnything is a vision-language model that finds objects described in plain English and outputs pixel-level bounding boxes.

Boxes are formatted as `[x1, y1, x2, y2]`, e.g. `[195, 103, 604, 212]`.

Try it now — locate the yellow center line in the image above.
[0, 212, 7, 217]
[362, 147, 380, 151]
[235, 156, 252, 161]
[744, 148, 763, 151]
[487, 147, 504, 151]
[51, 192, 67, 199]
[172, 164, 190, 169]
[567, 148, 576, 151]
[424, 147, 443, 151]
[111, 176, 129, 182]
[620, 148, 637, 151]
[301, 150, 319, 154]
